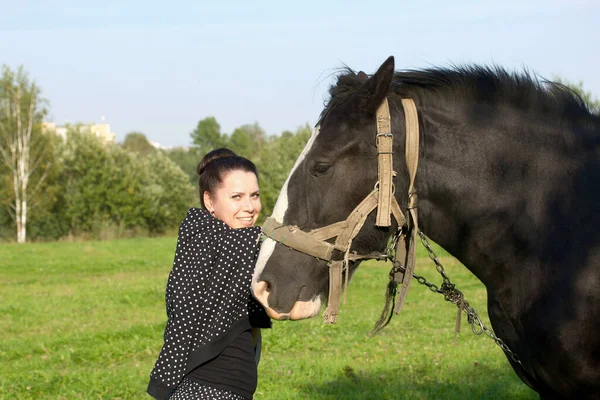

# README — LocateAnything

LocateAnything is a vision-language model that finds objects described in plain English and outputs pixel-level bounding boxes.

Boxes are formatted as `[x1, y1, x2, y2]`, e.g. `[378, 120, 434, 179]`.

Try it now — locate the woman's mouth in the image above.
[237, 216, 255, 226]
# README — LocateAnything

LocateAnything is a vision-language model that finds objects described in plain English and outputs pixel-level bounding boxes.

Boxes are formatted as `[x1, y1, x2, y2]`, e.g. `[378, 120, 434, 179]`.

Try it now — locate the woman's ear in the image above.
[203, 192, 214, 213]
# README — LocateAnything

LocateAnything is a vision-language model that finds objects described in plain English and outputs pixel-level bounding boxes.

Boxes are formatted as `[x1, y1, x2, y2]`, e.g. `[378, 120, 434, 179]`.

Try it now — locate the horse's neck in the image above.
[411, 107, 582, 291]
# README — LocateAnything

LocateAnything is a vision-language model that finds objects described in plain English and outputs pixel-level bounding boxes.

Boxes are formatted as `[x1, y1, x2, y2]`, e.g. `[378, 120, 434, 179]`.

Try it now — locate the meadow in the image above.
[0, 237, 538, 399]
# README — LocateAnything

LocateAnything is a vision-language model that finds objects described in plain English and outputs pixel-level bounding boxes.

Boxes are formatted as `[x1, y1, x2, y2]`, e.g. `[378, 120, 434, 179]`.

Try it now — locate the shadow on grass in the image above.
[293, 363, 538, 400]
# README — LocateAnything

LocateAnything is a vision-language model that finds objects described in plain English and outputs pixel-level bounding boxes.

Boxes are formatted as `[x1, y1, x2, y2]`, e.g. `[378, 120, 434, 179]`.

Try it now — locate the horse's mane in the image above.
[320, 65, 596, 123]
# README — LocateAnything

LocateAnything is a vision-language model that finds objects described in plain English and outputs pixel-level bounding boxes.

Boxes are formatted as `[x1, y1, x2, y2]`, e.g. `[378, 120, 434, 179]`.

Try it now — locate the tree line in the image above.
[0, 66, 311, 242]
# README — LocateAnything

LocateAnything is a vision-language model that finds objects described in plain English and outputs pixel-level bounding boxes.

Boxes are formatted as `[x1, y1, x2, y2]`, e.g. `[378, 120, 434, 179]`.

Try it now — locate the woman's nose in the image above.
[243, 197, 255, 212]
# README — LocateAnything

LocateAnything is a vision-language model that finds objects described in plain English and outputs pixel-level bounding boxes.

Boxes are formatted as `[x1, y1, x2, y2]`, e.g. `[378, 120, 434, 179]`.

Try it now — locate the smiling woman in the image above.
[147, 148, 271, 400]
[200, 150, 262, 229]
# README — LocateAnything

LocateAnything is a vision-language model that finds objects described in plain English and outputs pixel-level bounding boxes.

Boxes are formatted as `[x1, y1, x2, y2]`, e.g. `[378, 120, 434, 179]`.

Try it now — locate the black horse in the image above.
[251, 56, 600, 399]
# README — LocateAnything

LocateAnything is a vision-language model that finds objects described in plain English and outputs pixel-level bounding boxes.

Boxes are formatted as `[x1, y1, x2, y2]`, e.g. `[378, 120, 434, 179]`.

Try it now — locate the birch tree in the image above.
[0, 65, 48, 243]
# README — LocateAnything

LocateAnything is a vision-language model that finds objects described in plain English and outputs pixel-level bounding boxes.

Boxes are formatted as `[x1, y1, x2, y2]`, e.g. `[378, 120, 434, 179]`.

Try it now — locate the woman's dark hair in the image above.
[196, 148, 259, 209]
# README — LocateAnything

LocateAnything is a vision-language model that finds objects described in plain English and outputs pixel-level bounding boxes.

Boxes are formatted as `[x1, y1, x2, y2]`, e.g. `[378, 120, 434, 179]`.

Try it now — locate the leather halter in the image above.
[261, 98, 420, 323]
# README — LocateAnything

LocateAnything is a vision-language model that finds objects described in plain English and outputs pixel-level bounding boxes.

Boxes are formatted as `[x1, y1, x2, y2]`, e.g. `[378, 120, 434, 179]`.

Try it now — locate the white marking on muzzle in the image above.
[251, 126, 321, 314]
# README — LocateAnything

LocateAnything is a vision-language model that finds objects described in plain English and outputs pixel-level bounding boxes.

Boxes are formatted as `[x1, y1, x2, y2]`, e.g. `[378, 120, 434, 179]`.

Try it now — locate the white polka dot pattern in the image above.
[149, 208, 263, 392]
[170, 378, 249, 399]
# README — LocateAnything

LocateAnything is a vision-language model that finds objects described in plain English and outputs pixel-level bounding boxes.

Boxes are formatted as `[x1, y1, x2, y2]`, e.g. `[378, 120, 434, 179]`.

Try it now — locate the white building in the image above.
[42, 118, 116, 144]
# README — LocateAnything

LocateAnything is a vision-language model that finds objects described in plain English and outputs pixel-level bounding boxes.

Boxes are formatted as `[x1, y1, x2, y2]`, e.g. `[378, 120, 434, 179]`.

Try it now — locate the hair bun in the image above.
[197, 148, 238, 176]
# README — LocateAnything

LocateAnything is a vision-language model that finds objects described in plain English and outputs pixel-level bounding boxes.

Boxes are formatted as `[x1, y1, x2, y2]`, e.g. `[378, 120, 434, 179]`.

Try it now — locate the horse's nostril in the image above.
[253, 280, 271, 301]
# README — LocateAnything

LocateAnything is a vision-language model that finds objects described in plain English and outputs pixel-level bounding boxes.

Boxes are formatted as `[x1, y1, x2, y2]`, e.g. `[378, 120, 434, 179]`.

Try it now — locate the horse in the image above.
[251, 56, 600, 399]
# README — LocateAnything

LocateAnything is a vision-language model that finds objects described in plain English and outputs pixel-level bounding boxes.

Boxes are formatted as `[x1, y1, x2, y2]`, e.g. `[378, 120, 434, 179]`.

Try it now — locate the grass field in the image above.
[0, 237, 538, 399]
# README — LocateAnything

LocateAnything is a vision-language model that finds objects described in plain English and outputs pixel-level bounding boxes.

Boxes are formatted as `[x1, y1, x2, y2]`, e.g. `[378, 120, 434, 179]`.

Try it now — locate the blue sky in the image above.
[1, 0, 598, 147]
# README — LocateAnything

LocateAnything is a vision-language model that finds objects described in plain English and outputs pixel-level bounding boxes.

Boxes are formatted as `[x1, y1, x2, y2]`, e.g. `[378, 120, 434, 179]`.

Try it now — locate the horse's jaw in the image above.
[252, 280, 322, 321]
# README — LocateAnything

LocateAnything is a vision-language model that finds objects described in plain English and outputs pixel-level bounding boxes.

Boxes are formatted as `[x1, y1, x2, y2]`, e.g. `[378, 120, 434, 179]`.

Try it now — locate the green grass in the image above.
[0, 238, 538, 399]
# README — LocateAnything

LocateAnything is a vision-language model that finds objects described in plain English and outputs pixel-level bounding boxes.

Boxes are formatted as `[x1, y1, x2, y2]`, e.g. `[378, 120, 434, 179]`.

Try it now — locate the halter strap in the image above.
[262, 187, 402, 260]
[376, 97, 394, 227]
[392, 99, 420, 315]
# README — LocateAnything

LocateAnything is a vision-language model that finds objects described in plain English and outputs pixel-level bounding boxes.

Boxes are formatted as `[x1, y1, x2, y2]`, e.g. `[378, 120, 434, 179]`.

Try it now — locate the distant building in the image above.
[150, 141, 178, 150]
[41, 122, 67, 138]
[42, 119, 117, 144]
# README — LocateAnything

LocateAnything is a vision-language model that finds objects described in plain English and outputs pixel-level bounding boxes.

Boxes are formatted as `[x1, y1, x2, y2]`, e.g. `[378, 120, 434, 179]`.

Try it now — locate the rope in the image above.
[369, 263, 400, 336]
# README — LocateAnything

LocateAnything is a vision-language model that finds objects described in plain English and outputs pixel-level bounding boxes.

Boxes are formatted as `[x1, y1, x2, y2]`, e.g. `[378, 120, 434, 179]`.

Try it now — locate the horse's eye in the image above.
[312, 163, 331, 177]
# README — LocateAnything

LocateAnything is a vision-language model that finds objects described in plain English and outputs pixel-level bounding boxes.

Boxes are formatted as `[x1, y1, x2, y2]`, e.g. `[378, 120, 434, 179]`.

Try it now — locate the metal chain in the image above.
[386, 228, 404, 256]
[413, 231, 522, 365]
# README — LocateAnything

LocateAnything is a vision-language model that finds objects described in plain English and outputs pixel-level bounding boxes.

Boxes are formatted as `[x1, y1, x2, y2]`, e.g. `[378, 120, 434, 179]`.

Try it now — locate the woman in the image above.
[147, 148, 271, 400]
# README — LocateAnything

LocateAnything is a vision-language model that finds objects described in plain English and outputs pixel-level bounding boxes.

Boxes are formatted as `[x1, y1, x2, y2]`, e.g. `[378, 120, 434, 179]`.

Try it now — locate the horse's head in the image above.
[252, 56, 405, 321]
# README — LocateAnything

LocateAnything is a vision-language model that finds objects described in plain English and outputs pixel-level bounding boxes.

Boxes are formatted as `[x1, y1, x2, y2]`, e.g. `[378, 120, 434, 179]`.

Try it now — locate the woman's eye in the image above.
[312, 163, 331, 177]
[232, 195, 241, 200]
[252, 193, 260, 199]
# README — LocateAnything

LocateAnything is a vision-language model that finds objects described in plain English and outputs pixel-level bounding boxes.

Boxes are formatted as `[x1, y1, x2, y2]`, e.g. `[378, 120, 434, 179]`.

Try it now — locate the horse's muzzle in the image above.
[252, 280, 321, 320]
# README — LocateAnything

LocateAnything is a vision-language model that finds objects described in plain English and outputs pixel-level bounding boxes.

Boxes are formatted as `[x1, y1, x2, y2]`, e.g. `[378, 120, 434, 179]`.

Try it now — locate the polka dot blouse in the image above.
[147, 208, 270, 399]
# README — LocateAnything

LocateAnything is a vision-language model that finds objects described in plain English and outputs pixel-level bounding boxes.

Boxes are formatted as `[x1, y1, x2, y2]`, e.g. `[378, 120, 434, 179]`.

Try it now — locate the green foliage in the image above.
[0, 65, 47, 126]
[0, 239, 537, 399]
[139, 151, 196, 233]
[122, 131, 155, 156]
[256, 124, 312, 220]
[58, 130, 116, 235]
[190, 116, 227, 153]
[229, 122, 267, 160]
[21, 134, 68, 241]
[164, 146, 204, 186]
[14, 130, 196, 240]
[0, 164, 15, 239]
[0, 65, 50, 242]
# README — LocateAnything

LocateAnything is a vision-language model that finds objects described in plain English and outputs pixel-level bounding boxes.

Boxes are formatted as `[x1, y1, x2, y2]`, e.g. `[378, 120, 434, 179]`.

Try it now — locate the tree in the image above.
[552, 76, 600, 114]
[165, 146, 204, 185]
[20, 134, 67, 241]
[255, 124, 311, 220]
[190, 117, 227, 153]
[229, 122, 266, 161]
[122, 131, 154, 156]
[0, 65, 48, 243]
[140, 151, 195, 233]
[59, 129, 114, 236]
[57, 130, 194, 238]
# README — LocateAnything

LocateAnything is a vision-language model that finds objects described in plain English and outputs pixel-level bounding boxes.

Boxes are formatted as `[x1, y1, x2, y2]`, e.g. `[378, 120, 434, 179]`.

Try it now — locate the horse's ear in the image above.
[357, 71, 369, 82]
[358, 56, 395, 114]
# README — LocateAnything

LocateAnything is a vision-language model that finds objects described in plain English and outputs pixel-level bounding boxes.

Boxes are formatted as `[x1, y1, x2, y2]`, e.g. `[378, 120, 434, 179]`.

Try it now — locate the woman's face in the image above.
[204, 169, 261, 229]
